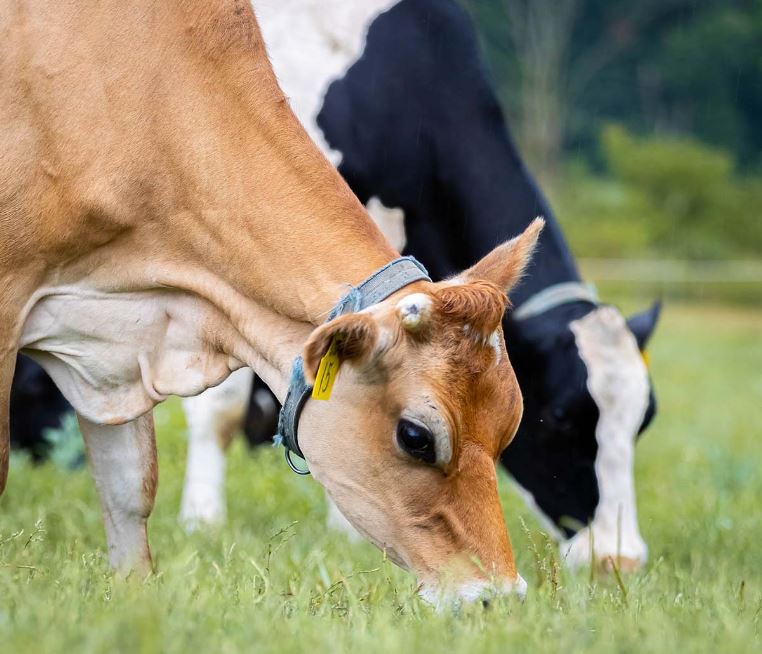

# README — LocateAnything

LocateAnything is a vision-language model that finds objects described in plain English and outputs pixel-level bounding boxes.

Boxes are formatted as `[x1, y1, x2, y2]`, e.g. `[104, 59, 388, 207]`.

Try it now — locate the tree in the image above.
[461, 0, 736, 181]
[501, 0, 577, 184]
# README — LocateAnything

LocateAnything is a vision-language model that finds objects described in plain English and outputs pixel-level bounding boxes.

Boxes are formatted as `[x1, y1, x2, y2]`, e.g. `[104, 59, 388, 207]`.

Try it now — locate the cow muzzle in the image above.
[418, 573, 528, 611]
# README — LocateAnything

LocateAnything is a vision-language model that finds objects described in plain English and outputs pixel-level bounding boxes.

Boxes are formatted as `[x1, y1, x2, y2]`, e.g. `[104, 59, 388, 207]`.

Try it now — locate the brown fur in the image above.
[463, 217, 544, 292]
[0, 0, 543, 601]
[433, 280, 507, 339]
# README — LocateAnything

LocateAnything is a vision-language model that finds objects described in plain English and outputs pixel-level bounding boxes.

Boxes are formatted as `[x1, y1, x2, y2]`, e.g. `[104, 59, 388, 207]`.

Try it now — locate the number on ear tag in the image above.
[312, 337, 342, 400]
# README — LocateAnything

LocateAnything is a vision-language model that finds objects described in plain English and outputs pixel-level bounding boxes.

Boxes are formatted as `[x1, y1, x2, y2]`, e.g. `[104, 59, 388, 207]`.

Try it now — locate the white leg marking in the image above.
[567, 307, 650, 568]
[78, 412, 157, 573]
[180, 368, 253, 530]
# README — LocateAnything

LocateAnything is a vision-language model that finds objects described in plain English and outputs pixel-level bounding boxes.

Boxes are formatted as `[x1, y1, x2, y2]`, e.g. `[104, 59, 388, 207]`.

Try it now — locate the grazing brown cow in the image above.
[0, 0, 541, 606]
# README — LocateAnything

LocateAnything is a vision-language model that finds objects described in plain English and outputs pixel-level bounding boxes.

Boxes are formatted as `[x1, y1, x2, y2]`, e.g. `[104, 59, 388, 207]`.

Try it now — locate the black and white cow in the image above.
[11, 0, 659, 570]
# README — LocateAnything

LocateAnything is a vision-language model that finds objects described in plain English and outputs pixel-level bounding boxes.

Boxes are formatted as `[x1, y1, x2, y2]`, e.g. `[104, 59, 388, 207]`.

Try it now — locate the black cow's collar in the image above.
[275, 256, 430, 475]
[512, 282, 598, 322]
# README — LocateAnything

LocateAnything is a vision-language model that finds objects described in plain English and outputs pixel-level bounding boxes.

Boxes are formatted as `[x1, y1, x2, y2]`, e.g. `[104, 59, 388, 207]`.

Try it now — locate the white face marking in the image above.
[488, 330, 502, 363]
[396, 292, 432, 330]
[461, 324, 496, 348]
[566, 306, 650, 567]
[255, 0, 400, 165]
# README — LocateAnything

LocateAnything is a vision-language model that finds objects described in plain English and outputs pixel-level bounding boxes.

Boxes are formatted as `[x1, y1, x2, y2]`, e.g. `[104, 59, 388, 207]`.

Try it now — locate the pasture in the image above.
[1, 300, 760, 653]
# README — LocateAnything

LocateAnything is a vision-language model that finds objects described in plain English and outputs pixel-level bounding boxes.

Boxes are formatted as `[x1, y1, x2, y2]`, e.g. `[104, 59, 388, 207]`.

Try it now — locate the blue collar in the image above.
[275, 256, 430, 474]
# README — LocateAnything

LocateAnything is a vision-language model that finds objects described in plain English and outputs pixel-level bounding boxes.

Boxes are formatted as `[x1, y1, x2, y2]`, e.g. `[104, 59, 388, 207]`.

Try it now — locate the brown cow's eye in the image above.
[396, 419, 436, 464]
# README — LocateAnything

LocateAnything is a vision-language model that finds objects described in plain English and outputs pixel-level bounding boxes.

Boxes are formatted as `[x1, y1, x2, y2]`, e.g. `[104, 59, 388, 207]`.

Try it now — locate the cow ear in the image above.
[627, 301, 661, 350]
[302, 313, 380, 384]
[462, 217, 544, 293]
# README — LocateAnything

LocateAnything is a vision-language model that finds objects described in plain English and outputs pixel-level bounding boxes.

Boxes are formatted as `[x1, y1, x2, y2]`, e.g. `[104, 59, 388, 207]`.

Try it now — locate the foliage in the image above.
[657, 2, 762, 168]
[553, 125, 762, 260]
[462, 0, 762, 171]
[2, 304, 761, 652]
[43, 412, 85, 471]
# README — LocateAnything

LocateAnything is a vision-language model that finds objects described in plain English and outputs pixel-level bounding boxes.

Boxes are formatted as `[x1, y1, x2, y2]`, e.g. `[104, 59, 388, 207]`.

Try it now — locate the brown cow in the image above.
[0, 0, 542, 606]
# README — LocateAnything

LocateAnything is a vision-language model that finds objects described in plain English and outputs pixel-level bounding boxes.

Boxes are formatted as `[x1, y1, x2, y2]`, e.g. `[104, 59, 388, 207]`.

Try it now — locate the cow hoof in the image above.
[597, 555, 643, 574]
[179, 488, 226, 533]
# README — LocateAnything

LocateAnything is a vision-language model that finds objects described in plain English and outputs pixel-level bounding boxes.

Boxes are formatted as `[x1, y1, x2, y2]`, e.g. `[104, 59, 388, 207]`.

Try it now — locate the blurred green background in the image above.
[463, 0, 762, 304]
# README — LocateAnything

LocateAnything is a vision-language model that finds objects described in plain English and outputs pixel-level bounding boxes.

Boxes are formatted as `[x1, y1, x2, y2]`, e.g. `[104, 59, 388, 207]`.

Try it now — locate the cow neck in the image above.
[137, 140, 402, 394]
[148, 30, 400, 327]
[177, 197, 399, 326]
[70, 0, 400, 330]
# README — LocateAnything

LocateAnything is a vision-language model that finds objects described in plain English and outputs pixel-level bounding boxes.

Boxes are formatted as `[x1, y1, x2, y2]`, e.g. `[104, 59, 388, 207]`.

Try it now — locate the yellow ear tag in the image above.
[312, 337, 342, 400]
[641, 350, 650, 369]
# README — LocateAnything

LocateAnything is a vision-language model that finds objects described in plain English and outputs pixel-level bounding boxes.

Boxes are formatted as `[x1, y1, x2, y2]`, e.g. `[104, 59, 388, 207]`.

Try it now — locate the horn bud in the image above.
[396, 293, 433, 332]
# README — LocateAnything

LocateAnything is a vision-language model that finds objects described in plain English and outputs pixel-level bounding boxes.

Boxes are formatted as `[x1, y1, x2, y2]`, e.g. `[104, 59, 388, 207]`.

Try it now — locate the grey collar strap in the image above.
[275, 256, 430, 475]
[511, 281, 598, 321]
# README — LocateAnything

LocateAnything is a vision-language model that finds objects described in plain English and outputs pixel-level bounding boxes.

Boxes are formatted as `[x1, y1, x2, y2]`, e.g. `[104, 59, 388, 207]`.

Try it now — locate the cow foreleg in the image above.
[0, 353, 14, 496]
[180, 368, 253, 530]
[78, 412, 157, 574]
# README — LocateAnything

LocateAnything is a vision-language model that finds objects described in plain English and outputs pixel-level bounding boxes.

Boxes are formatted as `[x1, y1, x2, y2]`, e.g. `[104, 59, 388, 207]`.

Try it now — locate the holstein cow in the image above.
[1, 0, 545, 605]
[180, 0, 660, 572]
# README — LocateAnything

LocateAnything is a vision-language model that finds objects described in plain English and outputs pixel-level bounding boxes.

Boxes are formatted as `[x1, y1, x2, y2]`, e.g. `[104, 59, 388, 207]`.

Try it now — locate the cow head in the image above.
[504, 301, 660, 572]
[295, 219, 543, 607]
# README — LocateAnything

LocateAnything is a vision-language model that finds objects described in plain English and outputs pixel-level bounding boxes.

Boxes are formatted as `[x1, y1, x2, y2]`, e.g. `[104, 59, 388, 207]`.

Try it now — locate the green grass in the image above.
[1, 302, 761, 653]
